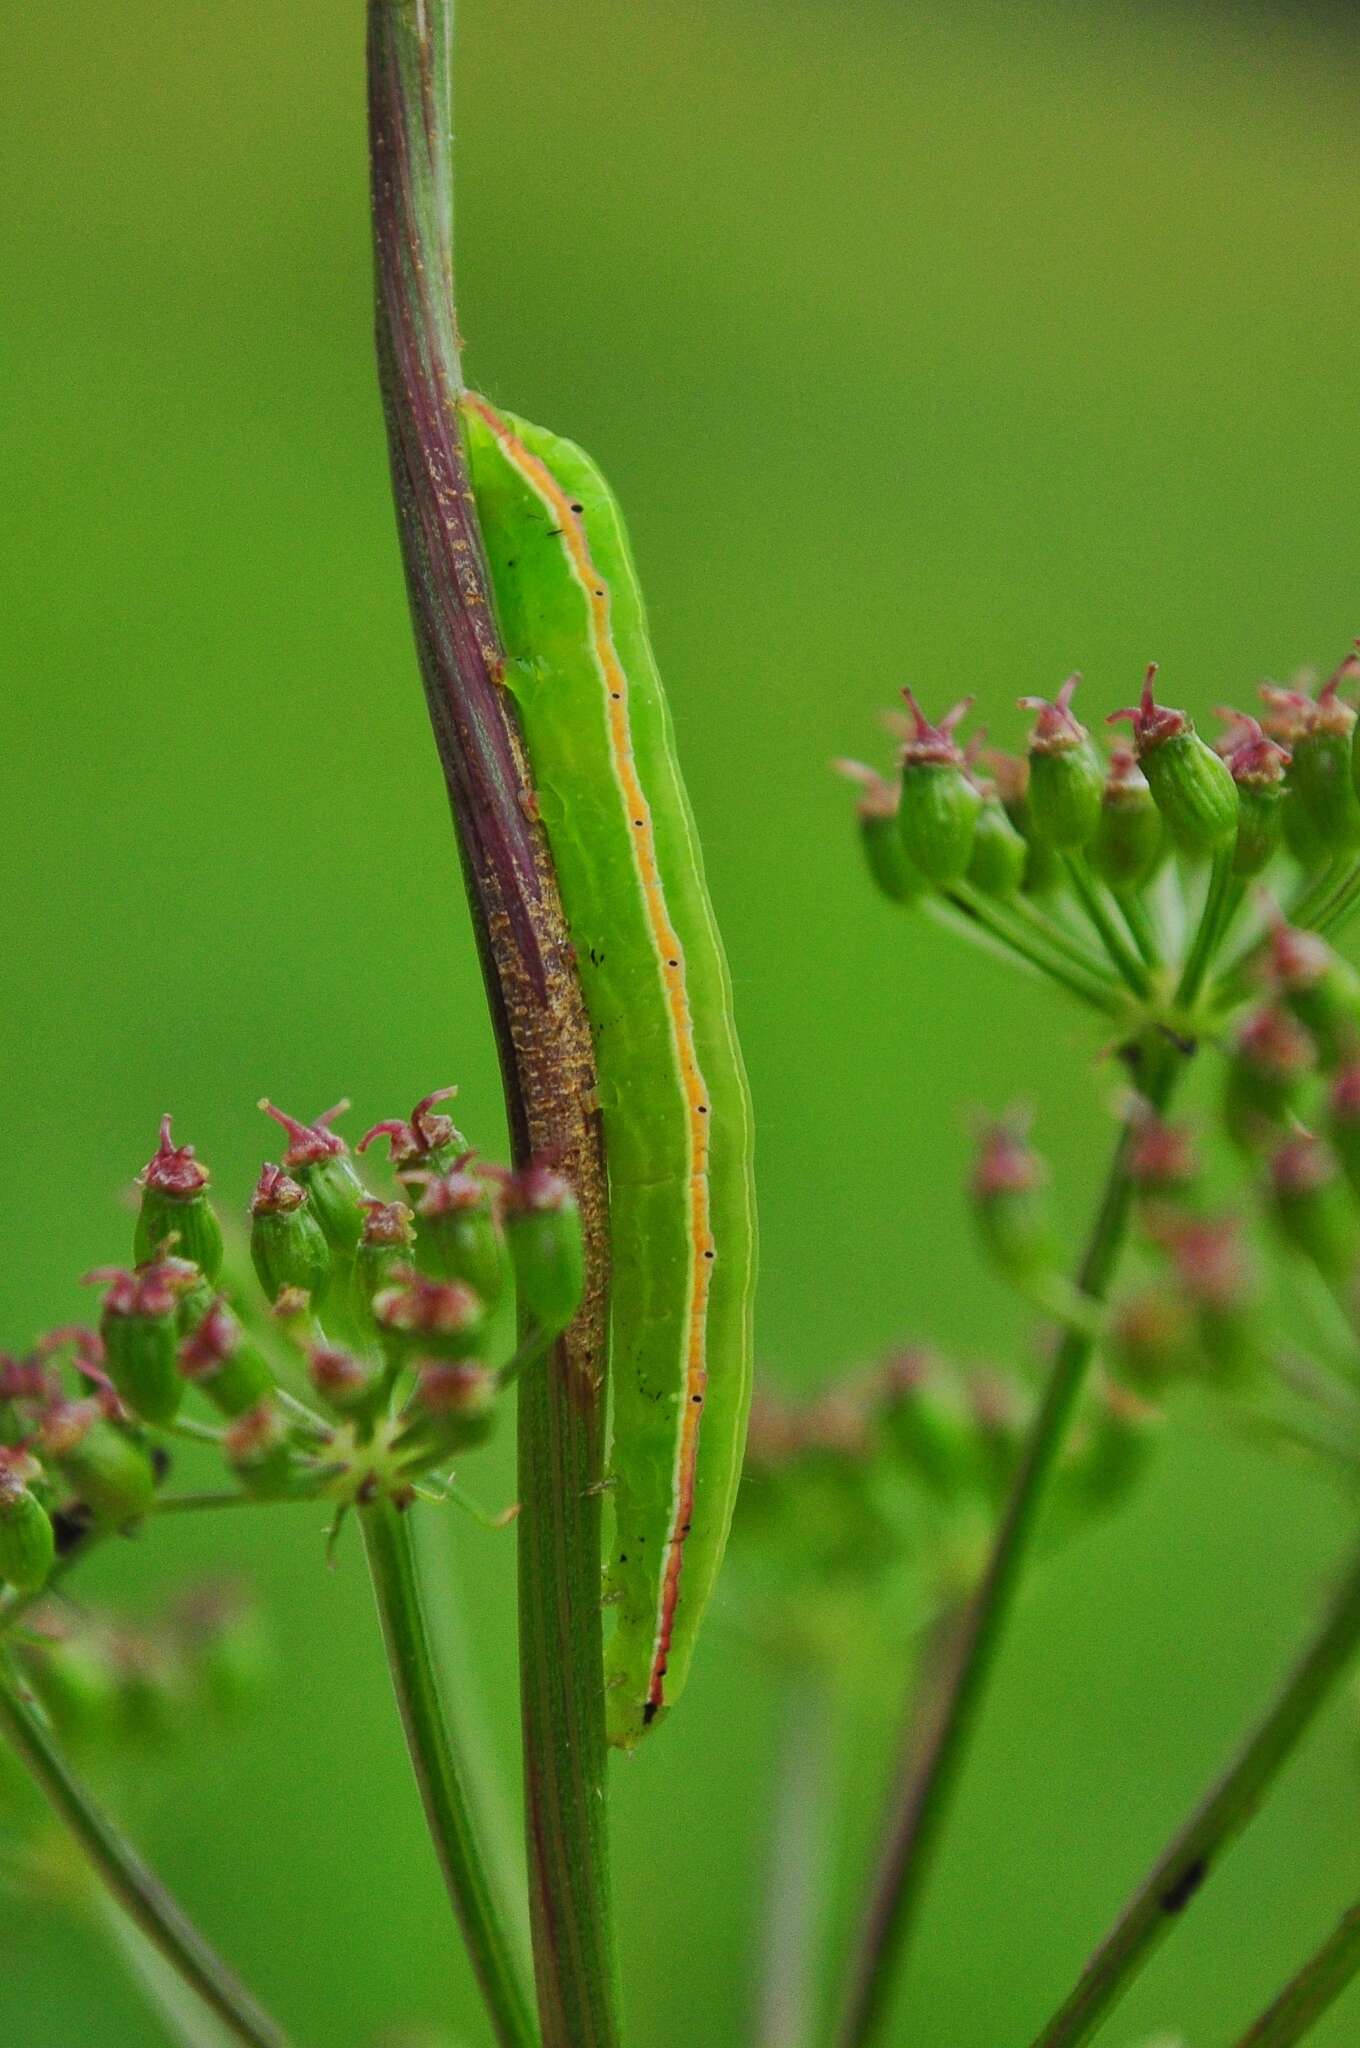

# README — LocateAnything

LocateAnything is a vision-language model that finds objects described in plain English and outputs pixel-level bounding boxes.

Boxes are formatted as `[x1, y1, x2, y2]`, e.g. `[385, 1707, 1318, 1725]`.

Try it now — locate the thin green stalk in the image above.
[0, 1667, 292, 2048]
[1029, 1540, 1360, 2048]
[947, 884, 1124, 1015]
[99, 1892, 240, 2048]
[359, 1496, 537, 2048]
[753, 1668, 834, 2048]
[1315, 862, 1360, 939]
[1063, 854, 1151, 997]
[1175, 847, 1238, 1014]
[835, 1046, 1181, 2048]
[1233, 1898, 1360, 2047]
[1115, 887, 1161, 971]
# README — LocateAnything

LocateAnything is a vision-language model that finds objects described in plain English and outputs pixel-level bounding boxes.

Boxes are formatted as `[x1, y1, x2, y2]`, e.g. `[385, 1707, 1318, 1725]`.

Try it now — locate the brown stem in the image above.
[367, 8, 617, 2044]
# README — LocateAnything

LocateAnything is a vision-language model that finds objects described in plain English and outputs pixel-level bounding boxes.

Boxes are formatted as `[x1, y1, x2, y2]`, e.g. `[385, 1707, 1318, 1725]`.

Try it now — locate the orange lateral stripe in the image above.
[466, 395, 712, 1716]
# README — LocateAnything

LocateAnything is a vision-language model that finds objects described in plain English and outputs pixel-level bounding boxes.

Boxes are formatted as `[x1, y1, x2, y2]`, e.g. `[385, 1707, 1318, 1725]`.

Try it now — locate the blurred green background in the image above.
[4, 0, 1360, 2041]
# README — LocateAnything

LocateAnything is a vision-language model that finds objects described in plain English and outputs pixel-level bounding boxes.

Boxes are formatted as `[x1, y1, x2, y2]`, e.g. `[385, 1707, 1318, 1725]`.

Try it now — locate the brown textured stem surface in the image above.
[367, 8, 618, 2045]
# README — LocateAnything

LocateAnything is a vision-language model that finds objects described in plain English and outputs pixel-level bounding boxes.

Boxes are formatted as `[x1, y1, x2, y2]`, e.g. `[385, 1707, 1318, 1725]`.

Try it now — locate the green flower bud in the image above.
[259, 1100, 367, 1254]
[895, 691, 982, 886]
[404, 1164, 507, 1310]
[1223, 1003, 1315, 1147]
[20, 1623, 119, 1745]
[983, 752, 1063, 896]
[351, 1199, 417, 1332]
[249, 1163, 332, 1307]
[1266, 1134, 1357, 1282]
[966, 789, 1028, 897]
[85, 1262, 188, 1425]
[374, 1272, 489, 1362]
[872, 1349, 978, 1501]
[1019, 675, 1105, 850]
[133, 1116, 224, 1281]
[1328, 1063, 1360, 1203]
[0, 1454, 55, 1591]
[110, 1628, 185, 1751]
[1091, 747, 1163, 889]
[39, 1403, 157, 1527]
[179, 1299, 274, 1418]
[1267, 669, 1360, 852]
[970, 1115, 1057, 1284]
[1061, 1383, 1160, 1521]
[223, 1403, 296, 1499]
[1109, 667, 1238, 853]
[1127, 1112, 1200, 1205]
[1214, 712, 1290, 877]
[399, 1361, 498, 1460]
[1268, 924, 1360, 1068]
[497, 1165, 586, 1338]
[1154, 1213, 1259, 1384]
[357, 1087, 468, 1178]
[964, 1371, 1029, 1506]
[832, 760, 923, 905]
[1107, 1287, 1195, 1395]
[308, 1344, 380, 1420]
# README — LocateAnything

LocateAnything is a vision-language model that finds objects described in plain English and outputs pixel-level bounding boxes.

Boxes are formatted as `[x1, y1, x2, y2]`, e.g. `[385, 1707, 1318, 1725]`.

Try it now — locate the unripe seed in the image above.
[249, 1163, 332, 1306]
[872, 1349, 978, 1501]
[0, 1458, 55, 1591]
[39, 1403, 156, 1526]
[86, 1262, 189, 1425]
[1223, 1003, 1315, 1146]
[1109, 667, 1238, 853]
[223, 1403, 296, 1499]
[1268, 667, 1360, 852]
[1265, 1133, 1357, 1282]
[970, 1116, 1057, 1284]
[895, 691, 981, 886]
[497, 1165, 586, 1338]
[1091, 747, 1162, 889]
[404, 1164, 507, 1309]
[1268, 923, 1360, 1069]
[966, 790, 1028, 897]
[134, 1115, 224, 1281]
[259, 1100, 367, 1253]
[358, 1087, 468, 1176]
[374, 1272, 488, 1362]
[179, 1300, 274, 1418]
[833, 760, 924, 905]
[1019, 675, 1105, 850]
[1214, 711, 1290, 877]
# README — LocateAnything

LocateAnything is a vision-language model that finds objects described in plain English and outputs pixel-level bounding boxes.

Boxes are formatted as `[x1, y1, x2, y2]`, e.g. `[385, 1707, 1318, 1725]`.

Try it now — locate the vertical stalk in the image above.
[0, 1669, 292, 2048]
[1233, 1898, 1360, 2047]
[753, 1669, 834, 2048]
[98, 1893, 240, 2048]
[360, 1498, 537, 2048]
[836, 1043, 1182, 2048]
[1029, 1541, 1360, 2048]
[367, 9, 619, 2047]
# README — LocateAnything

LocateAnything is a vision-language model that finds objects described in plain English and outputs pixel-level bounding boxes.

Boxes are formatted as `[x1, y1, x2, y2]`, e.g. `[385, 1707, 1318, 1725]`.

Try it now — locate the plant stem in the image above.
[1029, 1540, 1360, 2048]
[98, 1891, 240, 2048]
[367, 8, 618, 2044]
[753, 1668, 834, 2048]
[1063, 855, 1151, 997]
[835, 1046, 1181, 2048]
[946, 885, 1123, 1015]
[1233, 1898, 1360, 2047]
[0, 1666, 292, 2048]
[1115, 887, 1161, 971]
[1175, 847, 1238, 1014]
[360, 1497, 537, 2048]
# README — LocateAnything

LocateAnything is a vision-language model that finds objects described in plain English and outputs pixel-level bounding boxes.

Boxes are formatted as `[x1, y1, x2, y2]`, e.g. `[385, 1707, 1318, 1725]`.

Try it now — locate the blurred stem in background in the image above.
[1030, 1541, 1360, 2047]
[367, 5, 619, 2045]
[1232, 1897, 1360, 2048]
[837, 1038, 1183, 2047]
[98, 1893, 242, 2048]
[0, 1667, 292, 2048]
[360, 1497, 538, 2048]
[753, 1666, 834, 2048]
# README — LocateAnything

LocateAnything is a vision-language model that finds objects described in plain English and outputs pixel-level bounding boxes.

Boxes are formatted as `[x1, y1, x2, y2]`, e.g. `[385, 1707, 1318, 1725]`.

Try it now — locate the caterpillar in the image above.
[461, 394, 757, 1749]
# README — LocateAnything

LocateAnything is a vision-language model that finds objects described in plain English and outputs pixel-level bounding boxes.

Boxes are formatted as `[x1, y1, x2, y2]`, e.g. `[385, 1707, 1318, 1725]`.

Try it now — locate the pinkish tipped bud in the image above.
[222, 1402, 295, 1499]
[970, 1114, 1057, 1284]
[403, 1164, 507, 1309]
[1018, 673, 1087, 754]
[1328, 1062, 1360, 1201]
[373, 1272, 488, 1362]
[1223, 1001, 1316, 1147]
[308, 1345, 377, 1417]
[1091, 746, 1162, 888]
[0, 1454, 55, 1594]
[357, 1087, 467, 1171]
[1214, 710, 1290, 875]
[398, 1360, 498, 1459]
[1265, 1132, 1357, 1280]
[1128, 1112, 1199, 1199]
[1266, 663, 1360, 853]
[1267, 922, 1360, 1066]
[39, 1401, 157, 1527]
[1109, 667, 1238, 852]
[134, 1115, 224, 1280]
[249, 1162, 332, 1307]
[258, 1100, 367, 1252]
[179, 1299, 274, 1418]
[833, 760, 923, 905]
[871, 1349, 977, 1499]
[896, 692, 982, 884]
[1107, 1287, 1193, 1394]
[351, 1198, 417, 1331]
[1020, 677, 1104, 849]
[496, 1165, 586, 1337]
[84, 1261, 193, 1426]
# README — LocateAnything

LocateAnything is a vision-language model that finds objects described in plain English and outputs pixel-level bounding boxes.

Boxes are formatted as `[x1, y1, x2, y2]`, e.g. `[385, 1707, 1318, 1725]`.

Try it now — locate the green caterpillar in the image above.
[462, 395, 757, 1749]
